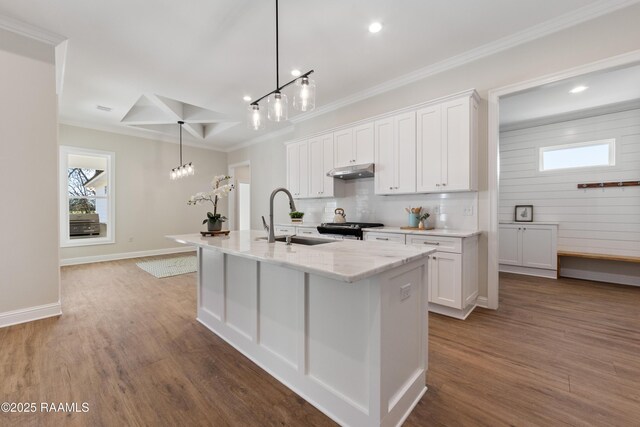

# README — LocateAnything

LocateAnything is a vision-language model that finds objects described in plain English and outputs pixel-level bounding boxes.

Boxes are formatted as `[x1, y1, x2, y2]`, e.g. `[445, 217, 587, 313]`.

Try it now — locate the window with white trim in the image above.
[59, 146, 115, 247]
[539, 139, 615, 172]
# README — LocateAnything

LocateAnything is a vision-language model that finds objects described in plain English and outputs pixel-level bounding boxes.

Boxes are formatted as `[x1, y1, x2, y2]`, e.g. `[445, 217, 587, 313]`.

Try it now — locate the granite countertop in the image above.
[361, 227, 481, 238]
[167, 231, 434, 283]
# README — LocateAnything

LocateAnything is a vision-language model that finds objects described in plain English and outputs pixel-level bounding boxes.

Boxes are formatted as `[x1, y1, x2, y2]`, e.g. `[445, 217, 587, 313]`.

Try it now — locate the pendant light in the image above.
[247, 0, 316, 129]
[170, 121, 195, 180]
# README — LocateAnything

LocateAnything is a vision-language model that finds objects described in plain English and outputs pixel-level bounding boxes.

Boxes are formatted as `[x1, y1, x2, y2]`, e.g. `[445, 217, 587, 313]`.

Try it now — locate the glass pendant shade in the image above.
[267, 92, 288, 122]
[293, 77, 316, 112]
[170, 169, 177, 180]
[186, 162, 195, 176]
[247, 104, 265, 130]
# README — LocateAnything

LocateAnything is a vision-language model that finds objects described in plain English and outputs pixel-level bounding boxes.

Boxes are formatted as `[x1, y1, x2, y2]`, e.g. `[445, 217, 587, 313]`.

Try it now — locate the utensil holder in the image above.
[408, 213, 420, 228]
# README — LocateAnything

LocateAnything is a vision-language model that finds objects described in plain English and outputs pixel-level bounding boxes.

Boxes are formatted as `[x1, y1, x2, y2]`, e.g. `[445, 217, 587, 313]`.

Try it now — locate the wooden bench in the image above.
[557, 251, 640, 278]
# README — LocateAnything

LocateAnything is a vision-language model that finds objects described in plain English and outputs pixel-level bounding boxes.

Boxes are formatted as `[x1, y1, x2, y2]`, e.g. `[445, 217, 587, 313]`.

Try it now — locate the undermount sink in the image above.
[257, 236, 334, 246]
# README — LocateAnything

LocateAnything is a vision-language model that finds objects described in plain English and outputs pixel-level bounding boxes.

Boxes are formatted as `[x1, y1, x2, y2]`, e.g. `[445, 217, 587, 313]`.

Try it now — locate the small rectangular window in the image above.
[539, 139, 615, 172]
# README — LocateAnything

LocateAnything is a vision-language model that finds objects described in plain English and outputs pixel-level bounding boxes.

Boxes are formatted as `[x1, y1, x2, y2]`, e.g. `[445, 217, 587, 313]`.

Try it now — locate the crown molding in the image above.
[58, 119, 226, 152]
[290, 0, 640, 125]
[0, 14, 66, 45]
[221, 125, 295, 153]
[500, 98, 640, 132]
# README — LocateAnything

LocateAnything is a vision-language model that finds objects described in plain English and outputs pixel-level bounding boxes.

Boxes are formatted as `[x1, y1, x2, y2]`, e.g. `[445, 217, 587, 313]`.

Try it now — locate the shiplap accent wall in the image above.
[499, 108, 640, 258]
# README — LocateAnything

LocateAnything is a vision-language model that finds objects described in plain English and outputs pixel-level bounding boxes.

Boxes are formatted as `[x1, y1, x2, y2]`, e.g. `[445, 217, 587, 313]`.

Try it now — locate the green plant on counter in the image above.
[289, 211, 305, 219]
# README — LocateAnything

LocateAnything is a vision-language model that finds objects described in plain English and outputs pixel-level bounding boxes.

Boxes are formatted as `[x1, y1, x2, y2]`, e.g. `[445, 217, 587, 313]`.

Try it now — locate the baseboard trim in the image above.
[476, 296, 489, 309]
[60, 247, 195, 266]
[0, 302, 62, 328]
[499, 264, 557, 279]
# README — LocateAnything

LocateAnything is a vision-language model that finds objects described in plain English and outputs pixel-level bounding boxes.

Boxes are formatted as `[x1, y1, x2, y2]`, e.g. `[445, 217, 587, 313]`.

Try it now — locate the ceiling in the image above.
[500, 62, 640, 127]
[0, 0, 629, 150]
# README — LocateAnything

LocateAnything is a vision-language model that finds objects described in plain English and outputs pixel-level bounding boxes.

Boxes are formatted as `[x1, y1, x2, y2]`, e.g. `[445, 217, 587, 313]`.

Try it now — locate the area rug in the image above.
[136, 256, 197, 278]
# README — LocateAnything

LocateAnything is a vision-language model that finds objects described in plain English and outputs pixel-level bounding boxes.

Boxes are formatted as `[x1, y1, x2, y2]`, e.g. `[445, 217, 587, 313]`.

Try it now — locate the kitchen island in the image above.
[169, 231, 434, 427]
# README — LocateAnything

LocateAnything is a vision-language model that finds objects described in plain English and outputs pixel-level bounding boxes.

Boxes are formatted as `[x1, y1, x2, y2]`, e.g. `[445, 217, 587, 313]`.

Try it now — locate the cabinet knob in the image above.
[432, 256, 437, 260]
[442, 183, 447, 186]
[435, 184, 440, 187]
[389, 186, 393, 190]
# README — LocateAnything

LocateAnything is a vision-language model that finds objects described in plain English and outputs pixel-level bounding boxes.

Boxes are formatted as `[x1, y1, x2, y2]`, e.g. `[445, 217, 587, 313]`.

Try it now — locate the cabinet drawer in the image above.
[364, 232, 406, 244]
[407, 235, 462, 253]
[275, 226, 296, 235]
[296, 226, 320, 237]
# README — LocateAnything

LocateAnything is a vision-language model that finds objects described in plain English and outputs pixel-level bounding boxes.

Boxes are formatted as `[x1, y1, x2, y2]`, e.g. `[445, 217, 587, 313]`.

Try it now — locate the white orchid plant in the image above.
[188, 175, 234, 224]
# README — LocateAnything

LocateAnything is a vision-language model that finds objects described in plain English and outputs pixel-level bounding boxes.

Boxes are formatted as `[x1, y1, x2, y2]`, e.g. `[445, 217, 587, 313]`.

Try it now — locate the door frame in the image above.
[227, 160, 251, 231]
[486, 49, 640, 310]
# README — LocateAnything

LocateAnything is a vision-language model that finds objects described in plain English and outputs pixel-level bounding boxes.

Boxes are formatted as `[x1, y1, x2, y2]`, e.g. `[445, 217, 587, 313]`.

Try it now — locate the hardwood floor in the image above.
[1, 259, 639, 426]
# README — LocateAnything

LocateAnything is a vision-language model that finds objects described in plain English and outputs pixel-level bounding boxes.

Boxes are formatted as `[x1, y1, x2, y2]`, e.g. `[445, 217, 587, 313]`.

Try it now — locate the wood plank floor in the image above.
[1, 258, 639, 426]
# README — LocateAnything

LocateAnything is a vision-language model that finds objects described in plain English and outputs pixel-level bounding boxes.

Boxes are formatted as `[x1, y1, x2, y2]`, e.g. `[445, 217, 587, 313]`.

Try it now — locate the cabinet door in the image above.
[521, 225, 557, 270]
[416, 105, 442, 192]
[334, 128, 354, 168]
[286, 143, 300, 197]
[321, 133, 335, 197]
[298, 142, 309, 198]
[429, 252, 462, 309]
[395, 112, 416, 193]
[374, 117, 395, 195]
[308, 137, 324, 197]
[441, 97, 470, 191]
[498, 225, 522, 266]
[353, 122, 374, 164]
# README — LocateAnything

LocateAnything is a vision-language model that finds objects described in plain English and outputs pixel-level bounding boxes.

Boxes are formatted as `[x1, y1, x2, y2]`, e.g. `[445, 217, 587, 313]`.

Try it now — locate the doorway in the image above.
[487, 49, 640, 309]
[228, 161, 251, 231]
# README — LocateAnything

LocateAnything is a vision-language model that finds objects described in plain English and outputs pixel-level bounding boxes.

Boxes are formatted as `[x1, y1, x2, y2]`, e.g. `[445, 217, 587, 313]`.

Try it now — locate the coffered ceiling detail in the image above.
[121, 94, 238, 140]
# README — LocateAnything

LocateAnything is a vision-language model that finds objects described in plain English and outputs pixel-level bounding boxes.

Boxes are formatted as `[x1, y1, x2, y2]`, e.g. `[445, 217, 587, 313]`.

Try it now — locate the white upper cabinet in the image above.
[286, 141, 309, 198]
[334, 122, 374, 168]
[416, 93, 478, 193]
[308, 133, 335, 198]
[374, 112, 416, 195]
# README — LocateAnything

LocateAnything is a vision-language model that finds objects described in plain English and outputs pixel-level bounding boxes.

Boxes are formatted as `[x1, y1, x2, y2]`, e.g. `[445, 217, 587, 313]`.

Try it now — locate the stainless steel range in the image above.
[317, 222, 384, 240]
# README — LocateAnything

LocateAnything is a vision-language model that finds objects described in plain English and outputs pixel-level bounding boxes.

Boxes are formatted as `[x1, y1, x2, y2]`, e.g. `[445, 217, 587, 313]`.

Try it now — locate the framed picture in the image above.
[514, 205, 533, 222]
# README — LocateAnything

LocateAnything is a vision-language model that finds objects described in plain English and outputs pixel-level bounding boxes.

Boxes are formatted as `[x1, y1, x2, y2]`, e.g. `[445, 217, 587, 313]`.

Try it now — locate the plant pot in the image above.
[291, 218, 303, 223]
[207, 219, 223, 232]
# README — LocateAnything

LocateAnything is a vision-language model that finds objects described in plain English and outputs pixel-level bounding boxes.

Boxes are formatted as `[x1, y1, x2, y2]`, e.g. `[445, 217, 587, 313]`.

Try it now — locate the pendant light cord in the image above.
[275, 0, 279, 90]
[178, 121, 184, 166]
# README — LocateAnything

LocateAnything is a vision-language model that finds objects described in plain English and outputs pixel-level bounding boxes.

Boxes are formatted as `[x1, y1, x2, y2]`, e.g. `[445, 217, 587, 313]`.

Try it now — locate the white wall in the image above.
[0, 30, 59, 322]
[500, 108, 640, 258]
[227, 4, 640, 300]
[59, 125, 228, 263]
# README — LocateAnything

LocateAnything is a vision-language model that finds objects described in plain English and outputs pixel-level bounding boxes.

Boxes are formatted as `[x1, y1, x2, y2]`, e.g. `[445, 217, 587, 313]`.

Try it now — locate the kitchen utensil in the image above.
[333, 208, 346, 223]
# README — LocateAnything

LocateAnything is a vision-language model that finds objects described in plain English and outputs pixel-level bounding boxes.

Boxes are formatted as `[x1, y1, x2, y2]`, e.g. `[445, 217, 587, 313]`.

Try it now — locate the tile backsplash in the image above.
[295, 178, 478, 229]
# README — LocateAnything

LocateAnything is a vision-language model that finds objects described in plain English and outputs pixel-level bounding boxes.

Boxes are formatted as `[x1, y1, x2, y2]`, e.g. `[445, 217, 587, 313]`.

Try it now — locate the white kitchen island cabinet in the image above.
[169, 231, 434, 427]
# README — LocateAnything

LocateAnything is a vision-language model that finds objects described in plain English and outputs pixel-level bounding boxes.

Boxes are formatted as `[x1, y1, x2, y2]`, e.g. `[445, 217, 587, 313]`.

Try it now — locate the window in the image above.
[59, 146, 115, 247]
[539, 139, 615, 172]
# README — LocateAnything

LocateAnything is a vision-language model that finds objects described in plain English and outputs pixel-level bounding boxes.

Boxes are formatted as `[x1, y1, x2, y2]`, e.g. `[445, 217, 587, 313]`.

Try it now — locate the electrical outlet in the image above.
[463, 206, 474, 216]
[433, 206, 440, 214]
[400, 284, 411, 300]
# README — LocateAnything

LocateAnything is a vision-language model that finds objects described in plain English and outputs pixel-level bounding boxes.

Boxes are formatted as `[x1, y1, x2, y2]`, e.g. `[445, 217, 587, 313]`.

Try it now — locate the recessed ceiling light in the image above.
[569, 85, 588, 94]
[96, 105, 112, 112]
[243, 95, 252, 102]
[368, 22, 383, 33]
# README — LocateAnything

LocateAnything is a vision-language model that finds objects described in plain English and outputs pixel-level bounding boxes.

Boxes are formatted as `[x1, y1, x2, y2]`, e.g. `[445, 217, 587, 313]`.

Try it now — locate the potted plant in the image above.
[188, 175, 234, 231]
[289, 211, 305, 223]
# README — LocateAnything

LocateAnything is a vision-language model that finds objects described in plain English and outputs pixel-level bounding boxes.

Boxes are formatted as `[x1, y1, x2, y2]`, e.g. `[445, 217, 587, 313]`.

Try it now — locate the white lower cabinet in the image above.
[274, 225, 296, 235]
[364, 232, 479, 319]
[363, 232, 406, 244]
[408, 235, 478, 319]
[499, 223, 557, 278]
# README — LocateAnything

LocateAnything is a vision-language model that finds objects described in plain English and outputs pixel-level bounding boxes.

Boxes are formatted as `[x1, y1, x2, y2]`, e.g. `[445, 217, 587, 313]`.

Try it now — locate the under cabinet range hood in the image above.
[326, 163, 375, 179]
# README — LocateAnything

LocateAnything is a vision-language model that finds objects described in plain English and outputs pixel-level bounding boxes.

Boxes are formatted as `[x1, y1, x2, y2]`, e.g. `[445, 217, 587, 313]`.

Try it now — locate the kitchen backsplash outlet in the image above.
[295, 178, 478, 230]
